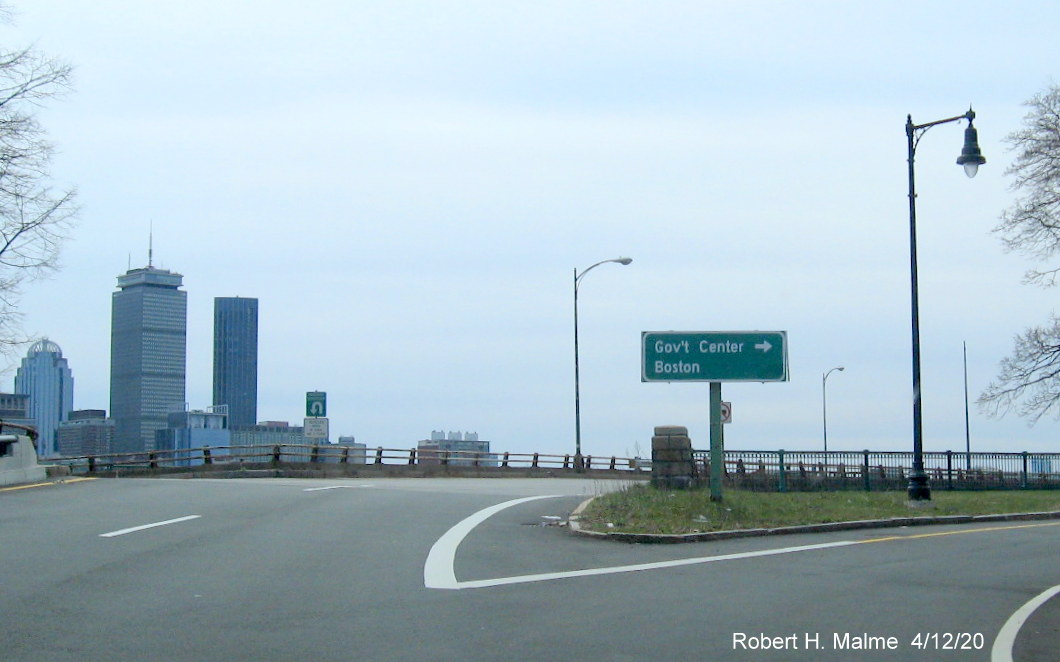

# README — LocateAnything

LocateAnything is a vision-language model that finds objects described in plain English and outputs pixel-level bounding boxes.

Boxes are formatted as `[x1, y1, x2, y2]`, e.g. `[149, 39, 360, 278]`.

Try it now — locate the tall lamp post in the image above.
[574, 256, 632, 471]
[905, 108, 985, 501]
[822, 366, 844, 453]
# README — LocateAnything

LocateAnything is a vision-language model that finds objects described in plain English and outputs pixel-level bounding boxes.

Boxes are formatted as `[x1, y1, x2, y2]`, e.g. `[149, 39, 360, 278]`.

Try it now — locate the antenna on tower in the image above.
[148, 221, 154, 268]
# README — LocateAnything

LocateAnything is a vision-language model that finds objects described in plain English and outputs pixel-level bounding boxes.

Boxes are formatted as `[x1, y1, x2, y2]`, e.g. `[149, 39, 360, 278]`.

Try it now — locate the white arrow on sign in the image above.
[754, 340, 772, 353]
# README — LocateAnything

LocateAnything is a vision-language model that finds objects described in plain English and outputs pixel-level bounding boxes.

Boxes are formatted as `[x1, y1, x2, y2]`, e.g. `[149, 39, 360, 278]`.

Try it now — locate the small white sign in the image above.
[304, 417, 329, 440]
[720, 402, 732, 424]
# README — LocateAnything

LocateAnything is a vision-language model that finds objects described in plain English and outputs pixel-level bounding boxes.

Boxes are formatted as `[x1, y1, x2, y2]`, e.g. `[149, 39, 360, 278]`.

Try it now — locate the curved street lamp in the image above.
[822, 366, 844, 453]
[905, 108, 984, 501]
[574, 256, 632, 471]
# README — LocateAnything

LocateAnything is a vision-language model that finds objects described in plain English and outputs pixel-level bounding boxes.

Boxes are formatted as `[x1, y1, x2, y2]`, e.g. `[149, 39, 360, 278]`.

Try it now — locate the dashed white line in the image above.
[302, 485, 374, 492]
[99, 515, 202, 538]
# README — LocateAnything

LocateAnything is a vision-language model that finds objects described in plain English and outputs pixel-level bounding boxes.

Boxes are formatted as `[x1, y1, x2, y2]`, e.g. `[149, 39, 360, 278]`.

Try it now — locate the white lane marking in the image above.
[991, 583, 1060, 662]
[424, 495, 563, 589]
[424, 496, 862, 590]
[99, 515, 202, 538]
[302, 485, 374, 492]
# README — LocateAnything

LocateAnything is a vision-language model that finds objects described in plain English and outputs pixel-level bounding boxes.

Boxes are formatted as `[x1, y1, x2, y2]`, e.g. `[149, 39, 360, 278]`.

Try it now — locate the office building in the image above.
[332, 435, 367, 464]
[417, 430, 496, 466]
[213, 297, 258, 428]
[14, 339, 74, 458]
[155, 404, 230, 465]
[58, 410, 115, 457]
[230, 421, 305, 447]
[0, 393, 35, 433]
[110, 265, 187, 453]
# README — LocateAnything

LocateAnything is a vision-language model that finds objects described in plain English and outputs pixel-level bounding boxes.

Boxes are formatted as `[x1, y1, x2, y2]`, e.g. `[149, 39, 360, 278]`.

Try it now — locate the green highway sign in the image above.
[642, 331, 788, 382]
[306, 391, 327, 417]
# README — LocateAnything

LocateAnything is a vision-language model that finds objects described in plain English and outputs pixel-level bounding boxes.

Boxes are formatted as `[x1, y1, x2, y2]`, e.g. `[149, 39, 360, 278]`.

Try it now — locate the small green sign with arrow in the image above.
[306, 391, 327, 417]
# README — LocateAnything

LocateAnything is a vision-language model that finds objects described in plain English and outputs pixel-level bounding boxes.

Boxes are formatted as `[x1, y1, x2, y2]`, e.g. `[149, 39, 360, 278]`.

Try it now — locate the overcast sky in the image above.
[8, 1, 1060, 458]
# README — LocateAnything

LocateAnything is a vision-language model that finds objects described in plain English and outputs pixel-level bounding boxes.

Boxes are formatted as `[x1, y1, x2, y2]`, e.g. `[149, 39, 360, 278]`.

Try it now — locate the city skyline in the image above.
[11, 2, 1060, 457]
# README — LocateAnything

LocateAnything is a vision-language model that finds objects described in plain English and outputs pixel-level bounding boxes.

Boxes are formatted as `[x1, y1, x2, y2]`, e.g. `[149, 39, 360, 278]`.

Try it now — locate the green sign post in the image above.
[642, 331, 789, 501]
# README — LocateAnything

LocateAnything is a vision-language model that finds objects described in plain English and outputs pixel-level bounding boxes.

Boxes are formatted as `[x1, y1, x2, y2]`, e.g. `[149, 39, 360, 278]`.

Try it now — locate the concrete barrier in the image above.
[0, 435, 47, 486]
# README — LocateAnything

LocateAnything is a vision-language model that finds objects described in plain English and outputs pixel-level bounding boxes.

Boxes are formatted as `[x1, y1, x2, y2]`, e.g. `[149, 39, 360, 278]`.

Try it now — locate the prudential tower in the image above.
[109, 264, 187, 453]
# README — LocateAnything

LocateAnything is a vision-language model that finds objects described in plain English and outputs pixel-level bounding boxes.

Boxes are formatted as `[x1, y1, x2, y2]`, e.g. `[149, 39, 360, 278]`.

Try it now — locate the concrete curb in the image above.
[567, 495, 1060, 544]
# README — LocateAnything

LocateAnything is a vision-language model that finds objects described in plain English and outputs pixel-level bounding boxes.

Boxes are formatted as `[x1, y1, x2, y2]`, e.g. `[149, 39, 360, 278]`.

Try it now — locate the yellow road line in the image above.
[858, 520, 1060, 545]
[0, 477, 97, 492]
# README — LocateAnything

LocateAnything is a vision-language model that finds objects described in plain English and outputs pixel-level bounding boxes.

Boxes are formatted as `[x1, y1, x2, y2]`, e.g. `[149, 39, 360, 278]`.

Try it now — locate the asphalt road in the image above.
[1, 476, 1057, 661]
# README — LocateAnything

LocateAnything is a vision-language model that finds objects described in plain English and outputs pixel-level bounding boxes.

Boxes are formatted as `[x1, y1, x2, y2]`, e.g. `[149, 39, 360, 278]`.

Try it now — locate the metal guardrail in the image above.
[692, 449, 1060, 491]
[48, 444, 653, 475]
[45, 444, 1060, 491]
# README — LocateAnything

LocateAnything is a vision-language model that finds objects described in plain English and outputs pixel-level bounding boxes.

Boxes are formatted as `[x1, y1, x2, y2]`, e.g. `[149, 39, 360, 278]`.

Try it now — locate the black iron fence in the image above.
[693, 449, 1060, 491]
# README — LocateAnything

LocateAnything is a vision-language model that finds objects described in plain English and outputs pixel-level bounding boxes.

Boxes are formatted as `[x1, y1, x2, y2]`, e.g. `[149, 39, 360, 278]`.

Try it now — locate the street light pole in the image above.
[574, 257, 632, 471]
[964, 341, 972, 471]
[822, 366, 844, 453]
[905, 108, 985, 501]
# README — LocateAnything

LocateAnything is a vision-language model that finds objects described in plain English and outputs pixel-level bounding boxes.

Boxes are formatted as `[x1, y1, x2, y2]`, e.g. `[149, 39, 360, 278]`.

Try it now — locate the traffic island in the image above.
[567, 494, 1060, 544]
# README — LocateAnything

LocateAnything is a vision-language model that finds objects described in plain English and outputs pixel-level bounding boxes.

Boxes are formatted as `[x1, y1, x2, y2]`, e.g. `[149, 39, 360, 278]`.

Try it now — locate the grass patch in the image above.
[578, 485, 1060, 535]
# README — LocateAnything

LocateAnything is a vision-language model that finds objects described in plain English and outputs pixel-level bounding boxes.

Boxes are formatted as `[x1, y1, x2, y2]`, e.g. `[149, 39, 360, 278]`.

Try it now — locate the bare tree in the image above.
[980, 85, 1060, 420]
[0, 11, 77, 355]
[981, 318, 1060, 422]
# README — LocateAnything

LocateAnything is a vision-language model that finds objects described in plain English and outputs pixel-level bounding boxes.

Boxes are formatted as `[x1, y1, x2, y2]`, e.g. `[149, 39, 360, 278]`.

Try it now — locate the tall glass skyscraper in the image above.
[213, 297, 258, 428]
[110, 266, 187, 453]
[14, 339, 74, 458]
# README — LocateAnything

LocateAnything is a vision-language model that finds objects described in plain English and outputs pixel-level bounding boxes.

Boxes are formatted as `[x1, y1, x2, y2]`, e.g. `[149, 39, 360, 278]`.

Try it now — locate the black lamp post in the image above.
[574, 257, 632, 471]
[905, 108, 985, 501]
